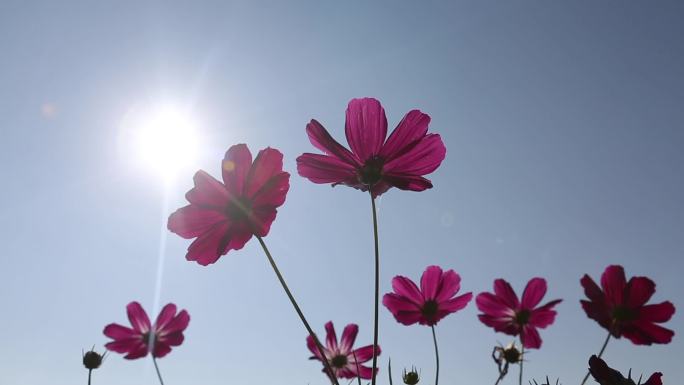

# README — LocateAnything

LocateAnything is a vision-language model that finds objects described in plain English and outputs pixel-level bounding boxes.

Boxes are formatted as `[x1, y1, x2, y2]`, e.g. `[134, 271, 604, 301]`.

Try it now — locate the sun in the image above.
[122, 103, 200, 181]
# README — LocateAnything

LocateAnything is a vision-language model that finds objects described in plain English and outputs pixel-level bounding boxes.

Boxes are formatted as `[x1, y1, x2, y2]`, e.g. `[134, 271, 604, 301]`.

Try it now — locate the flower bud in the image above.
[403, 367, 420, 385]
[82, 348, 104, 370]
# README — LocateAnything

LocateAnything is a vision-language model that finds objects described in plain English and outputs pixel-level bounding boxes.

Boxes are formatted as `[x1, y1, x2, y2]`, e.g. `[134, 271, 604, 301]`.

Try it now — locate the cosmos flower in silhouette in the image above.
[168, 144, 290, 265]
[476, 277, 562, 349]
[307, 321, 380, 379]
[383, 265, 472, 326]
[588, 355, 662, 385]
[580, 265, 675, 345]
[296, 97, 446, 197]
[103, 302, 190, 359]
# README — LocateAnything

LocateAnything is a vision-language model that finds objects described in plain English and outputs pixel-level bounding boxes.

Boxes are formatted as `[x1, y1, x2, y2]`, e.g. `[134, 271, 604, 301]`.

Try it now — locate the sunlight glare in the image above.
[135, 104, 199, 180]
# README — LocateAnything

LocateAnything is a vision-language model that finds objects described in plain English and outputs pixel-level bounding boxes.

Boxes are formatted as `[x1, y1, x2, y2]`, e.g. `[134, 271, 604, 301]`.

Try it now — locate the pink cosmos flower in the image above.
[296, 97, 446, 197]
[588, 355, 663, 385]
[581, 265, 676, 345]
[476, 278, 562, 349]
[168, 144, 290, 265]
[307, 321, 381, 380]
[382, 265, 473, 326]
[103, 302, 190, 359]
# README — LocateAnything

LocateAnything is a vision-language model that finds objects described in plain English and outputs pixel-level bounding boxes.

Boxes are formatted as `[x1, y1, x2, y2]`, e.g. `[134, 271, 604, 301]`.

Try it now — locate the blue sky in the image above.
[1, 1, 682, 384]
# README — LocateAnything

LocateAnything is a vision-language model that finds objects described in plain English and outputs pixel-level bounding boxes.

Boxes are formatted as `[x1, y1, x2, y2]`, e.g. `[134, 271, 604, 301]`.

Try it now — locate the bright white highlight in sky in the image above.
[129, 104, 199, 180]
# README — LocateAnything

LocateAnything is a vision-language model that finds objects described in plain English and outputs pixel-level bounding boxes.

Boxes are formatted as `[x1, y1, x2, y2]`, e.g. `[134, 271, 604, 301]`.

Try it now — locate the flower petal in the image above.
[625, 276, 655, 308]
[167, 205, 227, 239]
[391, 275, 424, 305]
[163, 309, 190, 335]
[152, 342, 172, 358]
[245, 147, 285, 198]
[154, 304, 177, 331]
[185, 221, 232, 265]
[639, 301, 675, 323]
[306, 119, 359, 165]
[383, 134, 446, 176]
[350, 344, 380, 362]
[324, 321, 338, 351]
[251, 172, 290, 208]
[521, 278, 547, 309]
[520, 325, 542, 349]
[185, 170, 229, 208]
[622, 320, 675, 345]
[644, 373, 663, 385]
[103, 323, 139, 340]
[379, 110, 431, 161]
[581, 274, 605, 303]
[383, 293, 422, 325]
[600, 265, 626, 305]
[476, 292, 515, 317]
[126, 302, 151, 333]
[296, 153, 359, 184]
[222, 144, 253, 196]
[382, 174, 433, 192]
[493, 279, 520, 309]
[339, 324, 358, 353]
[440, 292, 473, 313]
[477, 314, 518, 335]
[344, 98, 387, 161]
[160, 331, 185, 346]
[435, 269, 462, 302]
[420, 265, 443, 300]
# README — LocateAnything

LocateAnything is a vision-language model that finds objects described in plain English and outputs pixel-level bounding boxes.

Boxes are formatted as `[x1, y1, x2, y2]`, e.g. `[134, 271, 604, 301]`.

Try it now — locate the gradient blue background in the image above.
[1, 1, 682, 384]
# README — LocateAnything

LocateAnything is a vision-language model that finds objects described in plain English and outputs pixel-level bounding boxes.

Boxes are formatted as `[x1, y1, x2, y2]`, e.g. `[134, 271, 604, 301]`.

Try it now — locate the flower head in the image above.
[581, 265, 675, 345]
[588, 355, 662, 385]
[383, 265, 472, 326]
[103, 302, 190, 359]
[307, 321, 380, 380]
[476, 278, 562, 349]
[168, 144, 290, 265]
[296, 97, 446, 197]
[82, 348, 105, 370]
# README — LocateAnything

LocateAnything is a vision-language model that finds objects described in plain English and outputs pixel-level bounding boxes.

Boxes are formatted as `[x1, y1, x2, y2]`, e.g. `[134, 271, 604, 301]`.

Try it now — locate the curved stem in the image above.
[518, 340, 524, 385]
[370, 192, 380, 385]
[431, 326, 440, 385]
[152, 357, 164, 385]
[580, 331, 612, 385]
[87, 369, 92, 385]
[256, 236, 339, 385]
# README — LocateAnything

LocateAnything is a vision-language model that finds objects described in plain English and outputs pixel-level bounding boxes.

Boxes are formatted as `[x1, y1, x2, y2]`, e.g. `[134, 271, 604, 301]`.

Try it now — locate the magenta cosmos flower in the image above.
[588, 355, 662, 385]
[103, 302, 190, 359]
[476, 278, 562, 349]
[307, 321, 381, 380]
[581, 265, 675, 345]
[383, 265, 473, 326]
[296, 97, 446, 197]
[168, 144, 290, 265]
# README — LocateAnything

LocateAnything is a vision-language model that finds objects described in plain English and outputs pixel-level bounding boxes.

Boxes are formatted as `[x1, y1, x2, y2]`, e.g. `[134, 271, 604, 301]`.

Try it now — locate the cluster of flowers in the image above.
[84, 98, 676, 385]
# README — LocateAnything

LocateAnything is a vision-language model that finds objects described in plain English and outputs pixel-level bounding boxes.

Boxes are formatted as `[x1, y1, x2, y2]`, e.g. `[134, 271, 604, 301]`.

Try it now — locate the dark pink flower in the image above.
[581, 265, 675, 345]
[476, 278, 562, 349]
[296, 97, 446, 197]
[383, 265, 473, 326]
[103, 302, 190, 359]
[168, 144, 290, 265]
[588, 355, 663, 385]
[307, 321, 380, 380]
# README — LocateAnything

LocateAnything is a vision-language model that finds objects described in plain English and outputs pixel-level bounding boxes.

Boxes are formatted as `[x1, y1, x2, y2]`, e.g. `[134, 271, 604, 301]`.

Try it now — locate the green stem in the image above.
[152, 357, 164, 385]
[518, 339, 524, 385]
[87, 369, 92, 385]
[256, 236, 339, 385]
[431, 326, 440, 385]
[370, 192, 380, 385]
[580, 331, 612, 385]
